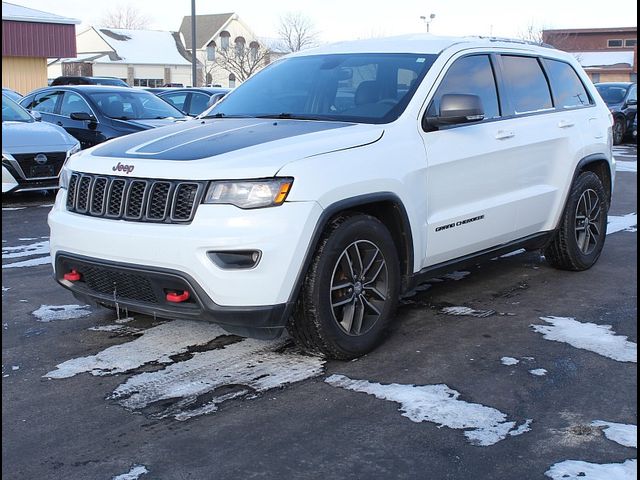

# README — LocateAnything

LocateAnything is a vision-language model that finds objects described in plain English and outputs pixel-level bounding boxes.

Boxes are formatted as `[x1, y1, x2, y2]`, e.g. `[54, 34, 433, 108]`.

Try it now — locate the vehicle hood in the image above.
[110, 117, 189, 131]
[2, 121, 77, 151]
[69, 118, 384, 179]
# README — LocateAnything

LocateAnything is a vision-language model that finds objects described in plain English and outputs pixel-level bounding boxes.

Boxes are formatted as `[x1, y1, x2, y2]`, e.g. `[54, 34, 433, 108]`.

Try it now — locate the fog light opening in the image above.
[207, 250, 262, 269]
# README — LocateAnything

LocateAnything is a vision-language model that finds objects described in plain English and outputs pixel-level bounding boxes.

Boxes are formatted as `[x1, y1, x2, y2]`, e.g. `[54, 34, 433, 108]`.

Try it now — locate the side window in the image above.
[427, 55, 500, 120]
[501, 56, 553, 114]
[627, 85, 637, 103]
[188, 93, 210, 115]
[162, 92, 188, 112]
[32, 91, 63, 113]
[544, 59, 591, 108]
[59, 92, 93, 117]
[20, 94, 35, 110]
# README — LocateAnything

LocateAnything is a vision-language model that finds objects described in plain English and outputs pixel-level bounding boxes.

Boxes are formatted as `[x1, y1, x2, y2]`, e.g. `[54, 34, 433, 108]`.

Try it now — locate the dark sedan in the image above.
[19, 86, 187, 149]
[595, 82, 637, 144]
[157, 87, 230, 116]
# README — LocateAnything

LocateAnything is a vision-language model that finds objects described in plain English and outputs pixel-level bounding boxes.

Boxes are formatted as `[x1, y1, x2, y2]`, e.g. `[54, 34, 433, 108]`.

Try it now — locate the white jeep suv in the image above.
[49, 35, 614, 359]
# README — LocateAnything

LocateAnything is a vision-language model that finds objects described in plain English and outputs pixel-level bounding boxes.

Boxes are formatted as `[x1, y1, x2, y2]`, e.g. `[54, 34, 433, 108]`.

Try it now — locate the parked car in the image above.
[632, 112, 637, 141]
[594, 82, 637, 144]
[49, 35, 614, 359]
[2, 93, 79, 193]
[157, 87, 231, 116]
[50, 76, 130, 87]
[2, 87, 23, 102]
[19, 86, 187, 149]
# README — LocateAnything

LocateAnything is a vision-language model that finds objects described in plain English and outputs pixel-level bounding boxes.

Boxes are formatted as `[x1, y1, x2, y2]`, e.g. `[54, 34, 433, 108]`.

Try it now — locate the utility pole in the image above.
[191, 0, 197, 87]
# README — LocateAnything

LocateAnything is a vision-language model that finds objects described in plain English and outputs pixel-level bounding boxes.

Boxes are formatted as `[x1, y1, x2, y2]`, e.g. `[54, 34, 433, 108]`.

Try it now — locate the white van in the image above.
[49, 35, 614, 359]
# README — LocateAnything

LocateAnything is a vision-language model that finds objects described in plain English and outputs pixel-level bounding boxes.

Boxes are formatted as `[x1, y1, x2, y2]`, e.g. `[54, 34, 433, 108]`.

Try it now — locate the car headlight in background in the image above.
[59, 167, 71, 190]
[203, 178, 293, 209]
[66, 142, 81, 160]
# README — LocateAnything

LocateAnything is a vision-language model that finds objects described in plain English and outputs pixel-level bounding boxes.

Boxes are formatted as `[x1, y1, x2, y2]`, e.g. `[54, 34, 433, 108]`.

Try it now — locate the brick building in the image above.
[543, 27, 637, 83]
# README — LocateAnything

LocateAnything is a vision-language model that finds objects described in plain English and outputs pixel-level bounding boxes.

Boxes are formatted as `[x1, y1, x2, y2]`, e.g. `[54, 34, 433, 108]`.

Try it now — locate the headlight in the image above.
[66, 142, 81, 159]
[203, 178, 293, 209]
[59, 167, 72, 190]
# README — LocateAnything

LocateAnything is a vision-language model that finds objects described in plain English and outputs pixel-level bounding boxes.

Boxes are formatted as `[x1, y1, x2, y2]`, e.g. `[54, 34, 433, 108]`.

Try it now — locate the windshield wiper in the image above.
[200, 112, 253, 119]
[254, 113, 324, 120]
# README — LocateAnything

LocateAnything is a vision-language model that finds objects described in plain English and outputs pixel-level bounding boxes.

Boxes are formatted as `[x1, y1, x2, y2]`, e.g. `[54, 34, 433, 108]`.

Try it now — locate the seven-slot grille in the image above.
[66, 173, 204, 223]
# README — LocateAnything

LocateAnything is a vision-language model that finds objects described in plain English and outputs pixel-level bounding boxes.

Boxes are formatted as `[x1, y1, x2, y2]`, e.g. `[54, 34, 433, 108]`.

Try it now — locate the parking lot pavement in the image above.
[2, 144, 637, 479]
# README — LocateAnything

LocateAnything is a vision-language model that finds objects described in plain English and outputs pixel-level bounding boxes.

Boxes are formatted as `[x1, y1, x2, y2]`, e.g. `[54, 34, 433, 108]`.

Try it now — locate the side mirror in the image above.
[30, 110, 42, 122]
[425, 94, 485, 129]
[627, 98, 637, 106]
[70, 112, 96, 122]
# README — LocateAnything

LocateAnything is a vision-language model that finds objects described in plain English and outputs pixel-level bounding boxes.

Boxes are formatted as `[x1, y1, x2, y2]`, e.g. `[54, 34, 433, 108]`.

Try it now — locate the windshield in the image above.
[87, 91, 186, 120]
[2, 94, 34, 123]
[596, 84, 629, 105]
[206, 53, 438, 123]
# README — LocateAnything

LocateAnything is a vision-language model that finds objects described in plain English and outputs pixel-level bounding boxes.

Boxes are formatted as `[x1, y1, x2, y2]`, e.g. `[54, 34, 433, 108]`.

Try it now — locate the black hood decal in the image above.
[92, 118, 354, 161]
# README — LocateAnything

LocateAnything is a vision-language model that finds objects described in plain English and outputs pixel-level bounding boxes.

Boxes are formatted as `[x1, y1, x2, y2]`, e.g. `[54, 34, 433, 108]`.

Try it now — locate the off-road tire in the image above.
[288, 214, 400, 360]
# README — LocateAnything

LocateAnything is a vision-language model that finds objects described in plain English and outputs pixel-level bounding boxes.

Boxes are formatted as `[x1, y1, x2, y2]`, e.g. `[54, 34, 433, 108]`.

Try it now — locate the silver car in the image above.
[2, 93, 80, 193]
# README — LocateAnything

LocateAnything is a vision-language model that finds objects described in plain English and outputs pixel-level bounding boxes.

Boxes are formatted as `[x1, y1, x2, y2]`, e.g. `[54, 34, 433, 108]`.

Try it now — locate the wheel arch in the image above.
[575, 154, 613, 205]
[286, 193, 415, 308]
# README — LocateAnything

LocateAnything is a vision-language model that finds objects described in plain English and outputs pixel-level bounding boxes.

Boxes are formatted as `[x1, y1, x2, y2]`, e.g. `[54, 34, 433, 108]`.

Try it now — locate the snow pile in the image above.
[112, 464, 148, 480]
[501, 357, 520, 366]
[529, 369, 547, 376]
[32, 304, 92, 322]
[607, 214, 637, 234]
[325, 374, 532, 446]
[532, 316, 637, 363]
[545, 459, 636, 480]
[592, 421, 637, 448]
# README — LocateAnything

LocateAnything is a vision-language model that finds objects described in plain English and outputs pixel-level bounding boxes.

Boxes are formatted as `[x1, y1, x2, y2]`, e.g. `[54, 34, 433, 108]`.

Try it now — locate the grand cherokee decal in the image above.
[435, 215, 485, 232]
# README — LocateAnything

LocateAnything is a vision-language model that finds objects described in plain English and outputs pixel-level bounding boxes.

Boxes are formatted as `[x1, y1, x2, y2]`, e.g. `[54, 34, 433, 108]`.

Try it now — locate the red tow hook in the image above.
[166, 290, 190, 303]
[63, 269, 82, 282]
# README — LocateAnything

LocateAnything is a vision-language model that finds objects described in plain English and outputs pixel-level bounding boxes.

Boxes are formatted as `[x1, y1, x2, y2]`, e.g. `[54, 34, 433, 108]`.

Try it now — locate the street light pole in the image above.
[191, 0, 197, 87]
[420, 13, 436, 33]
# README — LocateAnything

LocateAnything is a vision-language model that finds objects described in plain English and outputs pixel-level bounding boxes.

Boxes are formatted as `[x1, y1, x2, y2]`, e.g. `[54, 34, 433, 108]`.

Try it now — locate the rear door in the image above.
[418, 54, 519, 265]
[159, 91, 188, 114]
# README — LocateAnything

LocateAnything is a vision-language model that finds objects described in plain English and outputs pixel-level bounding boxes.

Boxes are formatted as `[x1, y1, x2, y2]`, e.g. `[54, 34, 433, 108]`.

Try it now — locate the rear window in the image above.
[501, 56, 553, 114]
[544, 59, 591, 108]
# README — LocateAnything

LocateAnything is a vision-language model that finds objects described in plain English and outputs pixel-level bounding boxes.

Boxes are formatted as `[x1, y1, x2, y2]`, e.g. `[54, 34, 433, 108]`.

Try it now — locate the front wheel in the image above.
[288, 214, 400, 359]
[544, 171, 608, 271]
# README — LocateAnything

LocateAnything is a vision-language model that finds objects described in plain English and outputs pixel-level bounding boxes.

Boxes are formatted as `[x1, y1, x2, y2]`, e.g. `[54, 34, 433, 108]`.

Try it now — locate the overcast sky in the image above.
[7, 0, 639, 42]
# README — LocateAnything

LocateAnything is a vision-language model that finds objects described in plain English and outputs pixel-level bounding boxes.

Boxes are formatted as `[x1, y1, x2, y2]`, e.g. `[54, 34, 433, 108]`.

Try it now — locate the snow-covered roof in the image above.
[92, 28, 193, 65]
[1, 2, 79, 24]
[572, 51, 635, 68]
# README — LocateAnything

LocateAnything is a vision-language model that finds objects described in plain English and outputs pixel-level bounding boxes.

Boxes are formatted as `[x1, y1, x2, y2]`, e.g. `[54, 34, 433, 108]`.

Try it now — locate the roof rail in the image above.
[475, 36, 556, 49]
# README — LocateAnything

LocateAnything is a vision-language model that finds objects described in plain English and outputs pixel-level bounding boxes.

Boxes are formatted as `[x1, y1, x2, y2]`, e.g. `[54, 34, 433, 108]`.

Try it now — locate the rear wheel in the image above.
[613, 117, 625, 145]
[544, 171, 608, 271]
[288, 214, 400, 359]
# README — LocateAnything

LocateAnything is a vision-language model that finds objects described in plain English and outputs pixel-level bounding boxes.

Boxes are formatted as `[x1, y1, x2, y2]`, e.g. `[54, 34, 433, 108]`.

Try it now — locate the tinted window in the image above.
[208, 53, 438, 124]
[596, 84, 629, 105]
[59, 92, 93, 117]
[162, 92, 188, 112]
[188, 93, 210, 115]
[544, 59, 591, 108]
[427, 55, 500, 119]
[501, 56, 553, 114]
[32, 91, 63, 113]
[87, 91, 185, 119]
[628, 85, 637, 103]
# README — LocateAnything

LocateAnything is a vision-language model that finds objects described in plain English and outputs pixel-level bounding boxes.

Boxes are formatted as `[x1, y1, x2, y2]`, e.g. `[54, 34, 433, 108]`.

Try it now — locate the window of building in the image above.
[206, 40, 216, 61]
[625, 39, 637, 47]
[229, 73, 236, 88]
[500, 55, 553, 114]
[608, 39, 623, 48]
[220, 31, 230, 50]
[249, 41, 259, 62]
[427, 55, 500, 120]
[235, 37, 246, 55]
[591, 73, 601, 83]
[133, 79, 163, 88]
[544, 59, 591, 108]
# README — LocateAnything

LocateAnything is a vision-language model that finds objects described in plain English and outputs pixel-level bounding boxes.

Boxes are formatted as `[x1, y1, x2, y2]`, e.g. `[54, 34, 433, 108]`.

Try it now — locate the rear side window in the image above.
[427, 55, 500, 119]
[544, 59, 591, 108]
[501, 56, 553, 114]
[31, 91, 63, 113]
[188, 93, 210, 115]
[161, 92, 188, 112]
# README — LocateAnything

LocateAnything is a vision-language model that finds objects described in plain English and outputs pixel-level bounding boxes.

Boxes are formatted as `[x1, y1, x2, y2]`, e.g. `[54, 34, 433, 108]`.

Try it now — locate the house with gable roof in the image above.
[179, 12, 273, 88]
[48, 27, 200, 87]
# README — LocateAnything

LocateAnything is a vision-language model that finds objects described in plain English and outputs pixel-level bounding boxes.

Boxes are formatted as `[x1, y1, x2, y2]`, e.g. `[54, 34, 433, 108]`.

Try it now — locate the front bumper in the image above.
[49, 190, 323, 333]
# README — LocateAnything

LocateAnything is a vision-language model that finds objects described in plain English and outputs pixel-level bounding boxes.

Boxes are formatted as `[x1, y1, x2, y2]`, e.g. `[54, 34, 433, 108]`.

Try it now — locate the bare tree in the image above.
[277, 12, 319, 53]
[214, 43, 272, 82]
[518, 23, 544, 44]
[100, 5, 151, 30]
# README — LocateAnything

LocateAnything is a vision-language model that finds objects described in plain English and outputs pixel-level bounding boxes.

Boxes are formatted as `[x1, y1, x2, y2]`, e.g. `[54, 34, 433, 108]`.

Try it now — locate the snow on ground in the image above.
[2, 207, 26, 211]
[32, 304, 92, 322]
[592, 421, 637, 448]
[2, 256, 51, 269]
[615, 161, 637, 173]
[501, 357, 520, 366]
[529, 368, 547, 376]
[545, 459, 637, 480]
[111, 464, 148, 480]
[45, 321, 227, 378]
[111, 338, 325, 421]
[532, 316, 637, 363]
[441, 306, 495, 318]
[607, 214, 638, 234]
[2, 240, 49, 259]
[325, 374, 532, 446]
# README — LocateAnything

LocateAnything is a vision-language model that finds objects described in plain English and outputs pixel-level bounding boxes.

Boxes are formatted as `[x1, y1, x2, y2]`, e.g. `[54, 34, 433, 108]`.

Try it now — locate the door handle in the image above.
[558, 120, 575, 128]
[495, 130, 515, 140]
